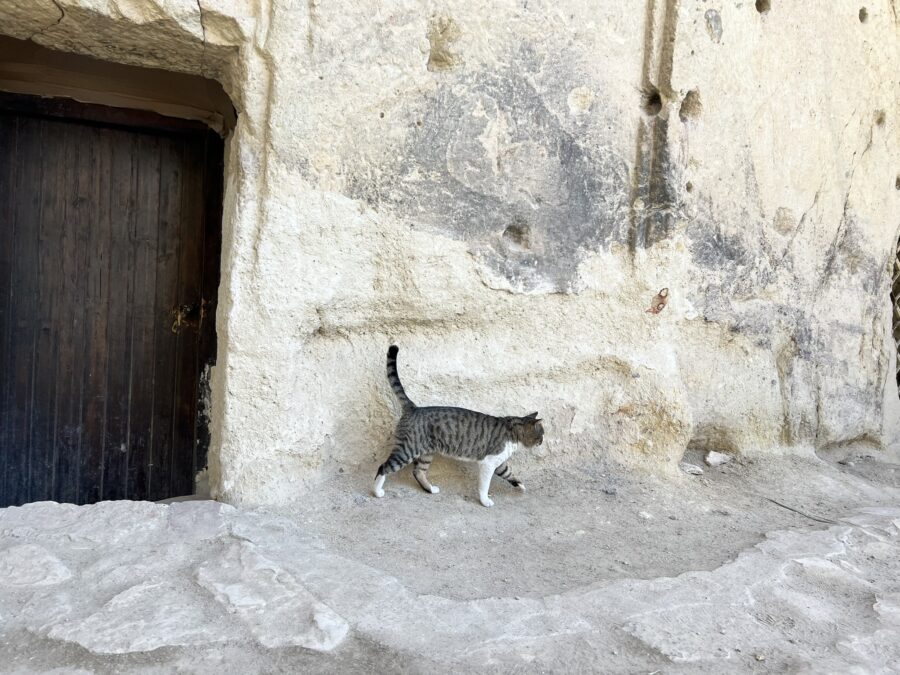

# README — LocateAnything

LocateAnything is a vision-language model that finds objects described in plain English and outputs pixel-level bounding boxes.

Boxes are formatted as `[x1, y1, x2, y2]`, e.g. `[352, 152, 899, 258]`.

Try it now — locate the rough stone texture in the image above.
[45, 580, 239, 654]
[196, 540, 350, 650]
[0, 1, 898, 504]
[0, 462, 899, 672]
[0, 545, 71, 587]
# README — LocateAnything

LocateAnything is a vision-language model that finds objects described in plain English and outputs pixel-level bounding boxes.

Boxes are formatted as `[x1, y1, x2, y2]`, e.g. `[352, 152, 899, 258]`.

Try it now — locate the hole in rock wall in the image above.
[680, 428, 740, 473]
[427, 15, 462, 72]
[755, 0, 771, 14]
[642, 87, 662, 116]
[859, 7, 869, 22]
[875, 110, 885, 126]
[679, 89, 702, 122]
[503, 220, 531, 249]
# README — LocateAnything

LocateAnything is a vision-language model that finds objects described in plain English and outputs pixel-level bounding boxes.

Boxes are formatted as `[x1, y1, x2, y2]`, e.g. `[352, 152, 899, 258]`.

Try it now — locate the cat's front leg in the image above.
[477, 460, 496, 507]
[495, 461, 525, 491]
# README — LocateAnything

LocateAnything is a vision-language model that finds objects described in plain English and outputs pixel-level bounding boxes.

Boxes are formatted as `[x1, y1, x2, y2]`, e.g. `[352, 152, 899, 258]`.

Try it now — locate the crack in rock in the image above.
[30, 0, 65, 40]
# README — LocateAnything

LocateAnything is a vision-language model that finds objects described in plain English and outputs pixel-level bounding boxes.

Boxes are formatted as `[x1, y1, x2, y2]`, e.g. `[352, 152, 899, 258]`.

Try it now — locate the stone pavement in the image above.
[1, 499, 899, 673]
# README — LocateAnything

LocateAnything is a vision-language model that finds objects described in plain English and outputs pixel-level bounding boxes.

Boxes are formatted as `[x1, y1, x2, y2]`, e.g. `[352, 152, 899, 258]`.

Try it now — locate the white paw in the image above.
[429, 485, 440, 494]
[373, 474, 386, 498]
[480, 497, 494, 508]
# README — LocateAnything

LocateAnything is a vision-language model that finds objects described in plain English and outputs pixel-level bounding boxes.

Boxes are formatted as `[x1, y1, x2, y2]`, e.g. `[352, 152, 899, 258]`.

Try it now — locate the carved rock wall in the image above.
[2, 0, 898, 505]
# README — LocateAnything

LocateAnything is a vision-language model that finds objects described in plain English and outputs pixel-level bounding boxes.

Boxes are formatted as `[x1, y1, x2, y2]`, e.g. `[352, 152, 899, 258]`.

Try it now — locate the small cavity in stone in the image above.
[503, 221, 531, 249]
[704, 9, 723, 43]
[642, 87, 662, 117]
[567, 86, 595, 117]
[685, 181, 694, 193]
[755, 0, 771, 14]
[875, 110, 885, 126]
[895, 175, 900, 190]
[774, 207, 797, 235]
[859, 7, 869, 22]
[427, 15, 462, 71]
[679, 90, 702, 122]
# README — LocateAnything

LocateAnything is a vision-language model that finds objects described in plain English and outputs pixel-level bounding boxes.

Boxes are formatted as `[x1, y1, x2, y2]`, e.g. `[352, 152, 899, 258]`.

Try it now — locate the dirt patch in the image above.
[273, 453, 898, 600]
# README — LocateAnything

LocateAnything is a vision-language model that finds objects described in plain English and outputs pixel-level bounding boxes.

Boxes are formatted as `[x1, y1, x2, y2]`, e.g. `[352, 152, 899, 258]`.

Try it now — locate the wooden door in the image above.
[0, 93, 223, 506]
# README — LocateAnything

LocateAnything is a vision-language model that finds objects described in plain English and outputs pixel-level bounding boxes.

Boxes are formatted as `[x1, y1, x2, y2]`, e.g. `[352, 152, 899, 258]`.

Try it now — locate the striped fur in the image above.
[375, 345, 543, 507]
[386, 345, 415, 413]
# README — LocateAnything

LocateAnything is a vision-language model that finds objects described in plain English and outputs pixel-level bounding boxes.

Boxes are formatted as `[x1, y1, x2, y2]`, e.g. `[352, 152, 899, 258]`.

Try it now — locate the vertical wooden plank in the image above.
[23, 119, 45, 506]
[147, 135, 183, 500]
[29, 118, 65, 503]
[54, 118, 93, 505]
[168, 134, 206, 499]
[0, 114, 18, 506]
[8, 117, 42, 506]
[71, 124, 94, 503]
[5, 118, 41, 506]
[77, 124, 108, 504]
[101, 128, 137, 501]
[46, 120, 70, 503]
[126, 132, 161, 500]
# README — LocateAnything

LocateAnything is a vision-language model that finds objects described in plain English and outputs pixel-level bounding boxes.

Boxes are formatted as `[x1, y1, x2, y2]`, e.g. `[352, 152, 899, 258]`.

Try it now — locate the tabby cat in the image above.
[373, 345, 544, 507]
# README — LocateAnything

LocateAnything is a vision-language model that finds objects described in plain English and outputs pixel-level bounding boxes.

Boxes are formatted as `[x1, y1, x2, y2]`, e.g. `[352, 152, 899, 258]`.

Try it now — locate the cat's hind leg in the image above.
[413, 454, 439, 494]
[494, 462, 525, 491]
[374, 442, 415, 498]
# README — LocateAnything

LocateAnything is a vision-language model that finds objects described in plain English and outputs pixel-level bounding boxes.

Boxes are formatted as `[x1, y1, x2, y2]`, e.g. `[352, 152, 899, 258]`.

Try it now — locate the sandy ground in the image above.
[0, 451, 899, 673]
[287, 450, 900, 601]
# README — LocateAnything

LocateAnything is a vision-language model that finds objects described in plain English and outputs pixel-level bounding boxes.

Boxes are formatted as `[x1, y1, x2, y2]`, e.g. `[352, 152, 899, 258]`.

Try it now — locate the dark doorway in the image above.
[0, 92, 223, 506]
[893, 234, 900, 390]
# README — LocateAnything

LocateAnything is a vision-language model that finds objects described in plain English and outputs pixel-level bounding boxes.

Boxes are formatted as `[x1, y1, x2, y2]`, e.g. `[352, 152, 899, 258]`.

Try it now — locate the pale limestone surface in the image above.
[0, 544, 71, 587]
[0, 485, 898, 671]
[0, 1, 898, 505]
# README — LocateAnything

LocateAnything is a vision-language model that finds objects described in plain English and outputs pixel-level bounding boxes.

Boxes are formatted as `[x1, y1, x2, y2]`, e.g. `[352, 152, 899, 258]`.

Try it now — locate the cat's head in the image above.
[516, 412, 544, 447]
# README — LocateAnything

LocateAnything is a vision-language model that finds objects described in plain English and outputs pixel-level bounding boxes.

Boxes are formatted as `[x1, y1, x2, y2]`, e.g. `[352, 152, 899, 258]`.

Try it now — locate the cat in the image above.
[373, 345, 544, 507]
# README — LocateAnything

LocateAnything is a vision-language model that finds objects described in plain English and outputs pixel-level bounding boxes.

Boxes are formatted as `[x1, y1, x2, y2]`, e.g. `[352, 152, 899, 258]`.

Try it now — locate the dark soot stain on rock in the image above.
[346, 62, 645, 292]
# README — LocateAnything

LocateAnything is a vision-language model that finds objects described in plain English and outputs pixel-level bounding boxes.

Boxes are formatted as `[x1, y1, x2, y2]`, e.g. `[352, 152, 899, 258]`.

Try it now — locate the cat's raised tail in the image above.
[387, 345, 416, 413]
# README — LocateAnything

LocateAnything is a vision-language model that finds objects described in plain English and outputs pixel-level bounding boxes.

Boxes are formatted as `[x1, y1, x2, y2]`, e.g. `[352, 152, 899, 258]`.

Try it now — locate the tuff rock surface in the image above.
[1, 0, 898, 503]
[0, 492, 898, 671]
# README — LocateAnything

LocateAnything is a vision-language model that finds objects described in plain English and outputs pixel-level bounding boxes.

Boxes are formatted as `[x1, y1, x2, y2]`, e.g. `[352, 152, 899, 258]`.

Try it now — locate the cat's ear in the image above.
[524, 412, 539, 419]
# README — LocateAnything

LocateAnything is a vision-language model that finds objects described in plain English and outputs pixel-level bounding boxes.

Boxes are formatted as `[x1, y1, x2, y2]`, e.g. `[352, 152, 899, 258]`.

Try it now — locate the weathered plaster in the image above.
[1, 0, 898, 505]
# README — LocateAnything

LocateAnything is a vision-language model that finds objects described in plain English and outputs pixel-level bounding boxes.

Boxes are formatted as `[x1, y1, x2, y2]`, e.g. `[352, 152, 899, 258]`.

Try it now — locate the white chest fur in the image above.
[456, 441, 520, 463]
[492, 441, 518, 465]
